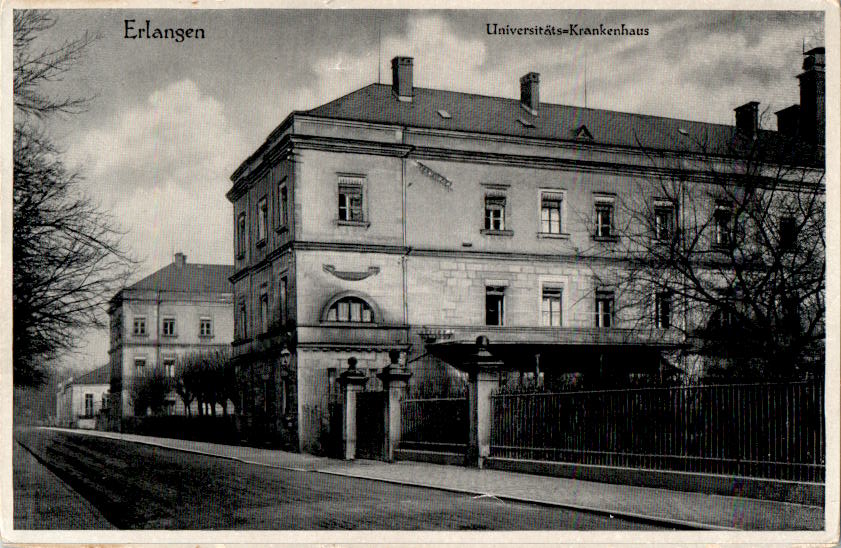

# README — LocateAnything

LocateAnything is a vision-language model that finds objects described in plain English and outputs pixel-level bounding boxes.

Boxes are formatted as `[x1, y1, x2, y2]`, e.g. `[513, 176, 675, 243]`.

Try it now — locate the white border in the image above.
[1, 1, 838, 546]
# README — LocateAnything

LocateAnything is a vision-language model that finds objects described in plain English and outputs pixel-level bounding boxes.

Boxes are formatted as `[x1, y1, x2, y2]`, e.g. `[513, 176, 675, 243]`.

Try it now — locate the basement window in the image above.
[437, 109, 451, 119]
[518, 118, 535, 128]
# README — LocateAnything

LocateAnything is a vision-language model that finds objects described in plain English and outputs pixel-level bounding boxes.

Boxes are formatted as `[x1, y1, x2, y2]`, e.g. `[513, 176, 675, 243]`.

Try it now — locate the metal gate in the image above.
[355, 391, 386, 460]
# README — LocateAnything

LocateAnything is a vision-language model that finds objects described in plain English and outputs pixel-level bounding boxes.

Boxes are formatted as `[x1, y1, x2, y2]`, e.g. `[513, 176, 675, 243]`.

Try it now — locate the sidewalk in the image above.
[13, 440, 115, 529]
[44, 427, 824, 531]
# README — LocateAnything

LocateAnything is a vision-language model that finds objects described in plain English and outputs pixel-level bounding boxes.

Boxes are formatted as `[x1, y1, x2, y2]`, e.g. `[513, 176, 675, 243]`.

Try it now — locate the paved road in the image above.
[16, 428, 664, 530]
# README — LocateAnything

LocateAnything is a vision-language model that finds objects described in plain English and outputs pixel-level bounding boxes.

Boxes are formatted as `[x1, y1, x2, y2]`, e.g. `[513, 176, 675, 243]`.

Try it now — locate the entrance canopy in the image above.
[425, 327, 685, 376]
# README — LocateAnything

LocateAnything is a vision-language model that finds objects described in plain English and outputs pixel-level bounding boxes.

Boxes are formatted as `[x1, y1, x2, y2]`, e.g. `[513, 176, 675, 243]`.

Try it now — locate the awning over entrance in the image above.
[424, 326, 685, 375]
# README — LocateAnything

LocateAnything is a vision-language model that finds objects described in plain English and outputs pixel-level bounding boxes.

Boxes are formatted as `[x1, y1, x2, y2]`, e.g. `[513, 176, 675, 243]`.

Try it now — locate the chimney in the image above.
[174, 252, 186, 267]
[734, 101, 759, 139]
[520, 72, 540, 115]
[775, 104, 800, 137]
[391, 56, 413, 102]
[798, 46, 825, 145]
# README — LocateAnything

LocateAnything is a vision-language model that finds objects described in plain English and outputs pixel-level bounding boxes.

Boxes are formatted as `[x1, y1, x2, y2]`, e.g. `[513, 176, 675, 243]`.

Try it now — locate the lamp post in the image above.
[278, 345, 291, 418]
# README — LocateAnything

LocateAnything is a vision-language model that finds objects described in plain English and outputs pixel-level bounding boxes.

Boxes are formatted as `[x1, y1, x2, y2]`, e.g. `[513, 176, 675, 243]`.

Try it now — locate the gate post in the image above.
[378, 350, 412, 462]
[338, 357, 368, 460]
[466, 336, 503, 468]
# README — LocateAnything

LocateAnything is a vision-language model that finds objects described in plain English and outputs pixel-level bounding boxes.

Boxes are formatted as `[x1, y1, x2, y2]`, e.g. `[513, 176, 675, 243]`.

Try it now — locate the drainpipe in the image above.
[400, 137, 414, 346]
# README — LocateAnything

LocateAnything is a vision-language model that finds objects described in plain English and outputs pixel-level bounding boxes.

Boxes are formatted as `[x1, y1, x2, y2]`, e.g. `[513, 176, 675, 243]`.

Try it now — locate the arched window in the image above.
[325, 296, 374, 323]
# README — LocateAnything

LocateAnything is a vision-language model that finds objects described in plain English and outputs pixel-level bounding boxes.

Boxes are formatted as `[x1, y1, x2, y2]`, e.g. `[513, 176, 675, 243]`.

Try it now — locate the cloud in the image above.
[67, 79, 243, 273]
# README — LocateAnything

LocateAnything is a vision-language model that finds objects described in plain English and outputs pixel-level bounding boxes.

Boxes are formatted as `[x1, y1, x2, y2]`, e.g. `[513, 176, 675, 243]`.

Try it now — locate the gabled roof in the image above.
[127, 262, 234, 294]
[74, 364, 110, 385]
[304, 83, 754, 154]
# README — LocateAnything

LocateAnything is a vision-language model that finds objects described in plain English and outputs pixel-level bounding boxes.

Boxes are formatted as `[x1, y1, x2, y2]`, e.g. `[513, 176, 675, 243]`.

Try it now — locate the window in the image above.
[485, 286, 505, 326]
[238, 300, 247, 339]
[654, 203, 675, 242]
[161, 317, 176, 337]
[133, 316, 147, 336]
[134, 357, 146, 377]
[277, 181, 288, 229]
[163, 357, 175, 378]
[257, 196, 268, 243]
[594, 197, 615, 239]
[595, 290, 615, 328]
[279, 276, 288, 323]
[542, 287, 562, 327]
[165, 400, 176, 415]
[655, 291, 672, 329]
[199, 317, 213, 337]
[259, 283, 269, 333]
[713, 206, 732, 247]
[338, 180, 364, 222]
[325, 296, 374, 323]
[779, 216, 796, 251]
[541, 193, 563, 234]
[237, 213, 247, 258]
[84, 394, 94, 417]
[484, 196, 506, 231]
[102, 393, 108, 410]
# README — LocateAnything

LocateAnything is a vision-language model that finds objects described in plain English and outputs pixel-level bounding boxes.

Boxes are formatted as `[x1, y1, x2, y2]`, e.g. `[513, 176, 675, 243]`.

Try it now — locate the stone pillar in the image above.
[338, 357, 368, 460]
[466, 336, 504, 468]
[378, 350, 412, 462]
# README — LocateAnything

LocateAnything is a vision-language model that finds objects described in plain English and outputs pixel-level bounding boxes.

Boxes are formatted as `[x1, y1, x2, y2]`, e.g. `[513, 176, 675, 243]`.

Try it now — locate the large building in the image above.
[227, 51, 824, 454]
[55, 364, 110, 429]
[108, 253, 235, 419]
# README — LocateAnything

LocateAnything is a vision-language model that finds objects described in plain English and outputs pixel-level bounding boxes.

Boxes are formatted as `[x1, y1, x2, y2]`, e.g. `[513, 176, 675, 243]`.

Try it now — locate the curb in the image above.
[38, 428, 729, 530]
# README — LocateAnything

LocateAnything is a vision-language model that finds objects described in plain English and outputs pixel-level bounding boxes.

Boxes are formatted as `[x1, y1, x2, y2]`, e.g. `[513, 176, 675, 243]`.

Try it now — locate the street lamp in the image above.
[279, 346, 291, 368]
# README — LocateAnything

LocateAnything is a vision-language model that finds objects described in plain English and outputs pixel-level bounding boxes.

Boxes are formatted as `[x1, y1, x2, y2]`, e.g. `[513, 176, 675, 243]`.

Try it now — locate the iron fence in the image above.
[400, 397, 468, 453]
[490, 382, 825, 482]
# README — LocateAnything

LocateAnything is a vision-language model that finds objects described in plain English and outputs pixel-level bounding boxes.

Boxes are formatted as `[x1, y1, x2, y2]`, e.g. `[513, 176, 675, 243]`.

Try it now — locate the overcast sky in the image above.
[28, 9, 824, 371]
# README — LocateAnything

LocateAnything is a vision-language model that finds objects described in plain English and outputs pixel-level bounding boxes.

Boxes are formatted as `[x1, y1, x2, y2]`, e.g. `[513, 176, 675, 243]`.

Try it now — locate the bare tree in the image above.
[175, 349, 233, 417]
[584, 125, 824, 381]
[13, 11, 133, 386]
[131, 369, 173, 417]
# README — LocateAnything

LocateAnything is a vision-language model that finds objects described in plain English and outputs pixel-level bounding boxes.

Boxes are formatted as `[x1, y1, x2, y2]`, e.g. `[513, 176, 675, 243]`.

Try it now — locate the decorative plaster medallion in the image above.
[323, 264, 381, 281]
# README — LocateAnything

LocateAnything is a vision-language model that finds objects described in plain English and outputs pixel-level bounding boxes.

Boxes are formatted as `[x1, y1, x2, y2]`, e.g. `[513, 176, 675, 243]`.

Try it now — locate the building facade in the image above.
[108, 253, 235, 419]
[56, 364, 110, 429]
[228, 51, 824, 454]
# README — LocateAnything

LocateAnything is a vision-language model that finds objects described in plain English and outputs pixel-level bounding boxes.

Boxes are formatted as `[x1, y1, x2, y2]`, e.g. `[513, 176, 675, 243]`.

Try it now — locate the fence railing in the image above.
[400, 397, 468, 453]
[490, 382, 825, 482]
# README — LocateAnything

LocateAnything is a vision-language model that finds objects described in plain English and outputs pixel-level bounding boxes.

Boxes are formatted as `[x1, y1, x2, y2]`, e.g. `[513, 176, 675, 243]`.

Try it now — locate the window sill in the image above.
[537, 232, 570, 240]
[161, 334, 178, 339]
[198, 334, 215, 340]
[132, 333, 148, 338]
[592, 235, 619, 243]
[336, 220, 370, 228]
[480, 229, 513, 237]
